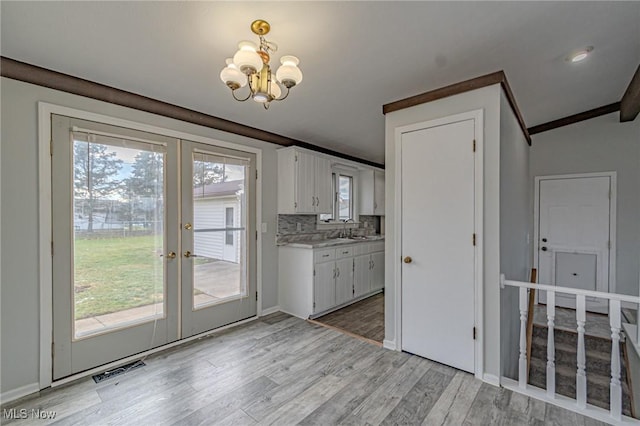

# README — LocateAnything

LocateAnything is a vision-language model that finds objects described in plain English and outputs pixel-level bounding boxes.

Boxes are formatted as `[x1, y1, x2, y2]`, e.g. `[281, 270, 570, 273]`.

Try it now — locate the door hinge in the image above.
[294, 202, 297, 209]
[256, 169, 258, 180]
[472, 234, 476, 246]
[608, 240, 611, 249]
[353, 260, 355, 272]
[50, 139, 53, 156]
[295, 154, 298, 162]
[51, 241, 54, 257]
[256, 230, 258, 240]
[51, 342, 55, 359]
[255, 292, 258, 301]
[473, 327, 477, 340]
[472, 139, 476, 153]
[313, 301, 316, 308]
[313, 269, 316, 276]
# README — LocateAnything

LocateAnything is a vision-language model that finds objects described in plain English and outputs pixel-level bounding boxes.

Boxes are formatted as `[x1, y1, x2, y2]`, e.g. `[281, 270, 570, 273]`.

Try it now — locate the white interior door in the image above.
[400, 118, 476, 374]
[537, 175, 613, 313]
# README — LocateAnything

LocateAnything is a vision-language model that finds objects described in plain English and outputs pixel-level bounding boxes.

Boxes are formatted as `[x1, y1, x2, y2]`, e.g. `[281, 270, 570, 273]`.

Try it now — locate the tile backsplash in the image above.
[277, 214, 381, 245]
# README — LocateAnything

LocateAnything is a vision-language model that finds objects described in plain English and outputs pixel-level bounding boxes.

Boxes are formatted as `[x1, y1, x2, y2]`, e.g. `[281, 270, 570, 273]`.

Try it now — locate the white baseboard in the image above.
[383, 339, 397, 351]
[1, 383, 40, 405]
[260, 306, 281, 316]
[482, 373, 500, 387]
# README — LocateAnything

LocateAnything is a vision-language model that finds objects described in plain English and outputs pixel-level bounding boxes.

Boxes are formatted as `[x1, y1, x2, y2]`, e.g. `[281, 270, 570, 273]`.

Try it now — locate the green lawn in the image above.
[74, 235, 164, 320]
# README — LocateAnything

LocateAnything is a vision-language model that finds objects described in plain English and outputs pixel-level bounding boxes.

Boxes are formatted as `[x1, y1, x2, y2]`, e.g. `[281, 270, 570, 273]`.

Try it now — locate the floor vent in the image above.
[92, 360, 145, 383]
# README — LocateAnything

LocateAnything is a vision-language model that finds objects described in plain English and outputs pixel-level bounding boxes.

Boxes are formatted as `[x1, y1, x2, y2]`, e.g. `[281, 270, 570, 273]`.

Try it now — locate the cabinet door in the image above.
[374, 170, 385, 215]
[296, 151, 316, 213]
[335, 258, 354, 305]
[358, 169, 375, 215]
[314, 261, 335, 313]
[354, 255, 371, 298]
[315, 155, 332, 213]
[371, 251, 385, 291]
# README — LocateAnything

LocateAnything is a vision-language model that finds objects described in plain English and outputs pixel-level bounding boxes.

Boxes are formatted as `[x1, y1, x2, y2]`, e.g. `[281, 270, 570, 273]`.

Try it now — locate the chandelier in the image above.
[219, 20, 303, 109]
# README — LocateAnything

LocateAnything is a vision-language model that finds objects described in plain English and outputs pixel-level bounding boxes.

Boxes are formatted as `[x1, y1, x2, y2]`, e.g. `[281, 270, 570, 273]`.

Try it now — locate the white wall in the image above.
[0, 77, 280, 396]
[384, 85, 503, 379]
[530, 112, 640, 296]
[499, 91, 532, 379]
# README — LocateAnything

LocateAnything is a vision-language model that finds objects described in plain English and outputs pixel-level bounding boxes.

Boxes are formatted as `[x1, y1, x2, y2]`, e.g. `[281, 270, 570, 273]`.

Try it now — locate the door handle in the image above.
[541, 238, 547, 242]
[184, 223, 193, 230]
[541, 247, 548, 251]
[163, 251, 176, 259]
[403, 256, 412, 264]
[184, 250, 192, 258]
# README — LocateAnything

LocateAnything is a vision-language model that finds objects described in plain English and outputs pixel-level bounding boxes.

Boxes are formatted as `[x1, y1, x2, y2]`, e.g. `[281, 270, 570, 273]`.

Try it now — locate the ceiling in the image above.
[2, 2, 639, 165]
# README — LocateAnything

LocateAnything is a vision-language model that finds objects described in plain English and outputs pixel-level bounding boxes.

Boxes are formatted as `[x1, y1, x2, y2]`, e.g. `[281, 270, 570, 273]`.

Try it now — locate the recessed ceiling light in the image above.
[567, 46, 594, 63]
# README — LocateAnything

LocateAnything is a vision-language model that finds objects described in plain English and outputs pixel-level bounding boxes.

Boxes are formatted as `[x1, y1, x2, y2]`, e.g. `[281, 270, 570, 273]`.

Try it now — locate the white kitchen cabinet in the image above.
[353, 254, 371, 297]
[353, 241, 385, 297]
[279, 240, 384, 319]
[359, 169, 385, 215]
[313, 261, 335, 313]
[277, 148, 332, 214]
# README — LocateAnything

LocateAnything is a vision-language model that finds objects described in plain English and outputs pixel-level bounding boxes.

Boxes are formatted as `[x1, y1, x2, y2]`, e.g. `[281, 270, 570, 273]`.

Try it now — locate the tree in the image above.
[192, 160, 227, 188]
[74, 141, 123, 232]
[125, 152, 164, 230]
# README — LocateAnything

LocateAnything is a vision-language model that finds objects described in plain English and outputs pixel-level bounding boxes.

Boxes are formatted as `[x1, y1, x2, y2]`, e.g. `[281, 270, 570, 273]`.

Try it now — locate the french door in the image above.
[51, 115, 256, 380]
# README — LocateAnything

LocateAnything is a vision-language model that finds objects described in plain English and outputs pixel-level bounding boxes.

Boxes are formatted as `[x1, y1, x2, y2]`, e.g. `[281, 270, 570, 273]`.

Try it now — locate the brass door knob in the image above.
[184, 250, 192, 258]
[403, 256, 413, 264]
[184, 223, 193, 230]
[166, 251, 176, 259]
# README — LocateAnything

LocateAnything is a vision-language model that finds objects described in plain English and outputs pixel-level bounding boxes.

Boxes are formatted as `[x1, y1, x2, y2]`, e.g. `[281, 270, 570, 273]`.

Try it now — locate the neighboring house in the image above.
[193, 180, 243, 264]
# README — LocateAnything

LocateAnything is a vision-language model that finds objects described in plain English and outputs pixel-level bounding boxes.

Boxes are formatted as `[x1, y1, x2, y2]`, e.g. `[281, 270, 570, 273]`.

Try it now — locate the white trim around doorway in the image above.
[533, 172, 617, 295]
[37, 102, 264, 390]
[392, 109, 484, 381]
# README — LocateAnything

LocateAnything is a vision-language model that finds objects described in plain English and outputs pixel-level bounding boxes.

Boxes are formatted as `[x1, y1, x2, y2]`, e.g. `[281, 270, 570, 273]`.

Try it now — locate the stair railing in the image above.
[501, 274, 640, 423]
[525, 268, 537, 379]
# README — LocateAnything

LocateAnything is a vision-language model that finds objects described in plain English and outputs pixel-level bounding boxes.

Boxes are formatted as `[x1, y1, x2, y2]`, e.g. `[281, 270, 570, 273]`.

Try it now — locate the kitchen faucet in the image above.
[343, 218, 355, 238]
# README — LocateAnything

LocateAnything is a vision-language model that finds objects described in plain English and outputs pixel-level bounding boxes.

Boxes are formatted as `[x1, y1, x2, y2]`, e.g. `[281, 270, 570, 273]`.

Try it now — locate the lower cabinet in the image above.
[279, 241, 385, 319]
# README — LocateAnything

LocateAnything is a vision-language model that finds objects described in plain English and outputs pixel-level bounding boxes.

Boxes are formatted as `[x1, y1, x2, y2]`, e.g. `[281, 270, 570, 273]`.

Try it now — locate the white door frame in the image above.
[393, 109, 484, 380]
[533, 172, 617, 294]
[37, 102, 263, 390]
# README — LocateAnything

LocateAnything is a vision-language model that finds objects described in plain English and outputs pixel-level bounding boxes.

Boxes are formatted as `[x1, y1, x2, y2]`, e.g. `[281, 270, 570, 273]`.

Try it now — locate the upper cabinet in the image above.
[359, 169, 385, 215]
[278, 148, 332, 214]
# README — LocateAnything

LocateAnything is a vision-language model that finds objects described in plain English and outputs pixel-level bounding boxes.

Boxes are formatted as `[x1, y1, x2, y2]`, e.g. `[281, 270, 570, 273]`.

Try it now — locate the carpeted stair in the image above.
[528, 323, 634, 417]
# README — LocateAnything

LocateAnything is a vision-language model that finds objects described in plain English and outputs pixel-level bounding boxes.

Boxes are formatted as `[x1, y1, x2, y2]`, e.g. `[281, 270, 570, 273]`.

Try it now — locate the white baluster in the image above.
[546, 291, 556, 398]
[519, 286, 528, 389]
[610, 299, 622, 421]
[576, 295, 587, 409]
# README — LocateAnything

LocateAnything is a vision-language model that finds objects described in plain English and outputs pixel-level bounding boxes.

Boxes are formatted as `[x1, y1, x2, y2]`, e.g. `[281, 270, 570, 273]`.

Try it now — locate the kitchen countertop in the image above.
[283, 235, 385, 249]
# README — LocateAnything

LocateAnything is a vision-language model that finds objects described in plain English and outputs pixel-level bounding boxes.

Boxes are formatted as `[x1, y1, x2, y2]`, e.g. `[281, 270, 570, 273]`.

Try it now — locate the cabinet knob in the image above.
[403, 256, 412, 264]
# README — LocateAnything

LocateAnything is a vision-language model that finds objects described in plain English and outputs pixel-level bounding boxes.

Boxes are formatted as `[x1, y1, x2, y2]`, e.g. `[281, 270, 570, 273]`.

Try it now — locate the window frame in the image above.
[317, 165, 359, 229]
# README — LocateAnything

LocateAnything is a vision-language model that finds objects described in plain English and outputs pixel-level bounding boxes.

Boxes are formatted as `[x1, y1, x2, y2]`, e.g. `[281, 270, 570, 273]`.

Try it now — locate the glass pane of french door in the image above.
[181, 141, 257, 338]
[52, 115, 179, 379]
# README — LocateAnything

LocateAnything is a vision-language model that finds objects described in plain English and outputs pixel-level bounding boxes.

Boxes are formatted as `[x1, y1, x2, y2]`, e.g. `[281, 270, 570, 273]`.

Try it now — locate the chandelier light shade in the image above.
[219, 20, 303, 109]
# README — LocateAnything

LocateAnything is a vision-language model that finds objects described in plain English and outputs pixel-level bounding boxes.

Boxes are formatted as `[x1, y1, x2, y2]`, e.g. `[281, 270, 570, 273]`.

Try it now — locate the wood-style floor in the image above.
[2, 313, 606, 426]
[314, 293, 385, 343]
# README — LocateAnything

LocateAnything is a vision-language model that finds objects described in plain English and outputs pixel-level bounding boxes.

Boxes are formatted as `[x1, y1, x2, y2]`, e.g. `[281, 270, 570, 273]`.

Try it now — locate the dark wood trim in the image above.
[528, 102, 621, 135]
[1, 56, 384, 169]
[382, 71, 531, 145]
[620, 64, 640, 122]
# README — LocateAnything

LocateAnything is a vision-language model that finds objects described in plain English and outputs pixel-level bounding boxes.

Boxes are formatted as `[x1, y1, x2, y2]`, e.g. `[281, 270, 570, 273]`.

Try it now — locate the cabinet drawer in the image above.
[353, 244, 369, 256]
[370, 242, 384, 253]
[314, 248, 335, 263]
[336, 246, 354, 259]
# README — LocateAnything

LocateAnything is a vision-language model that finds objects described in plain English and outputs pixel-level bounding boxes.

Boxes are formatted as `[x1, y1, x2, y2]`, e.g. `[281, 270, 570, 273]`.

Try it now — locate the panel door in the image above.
[537, 176, 611, 312]
[401, 118, 476, 374]
[354, 255, 372, 297]
[335, 257, 354, 305]
[314, 262, 336, 313]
